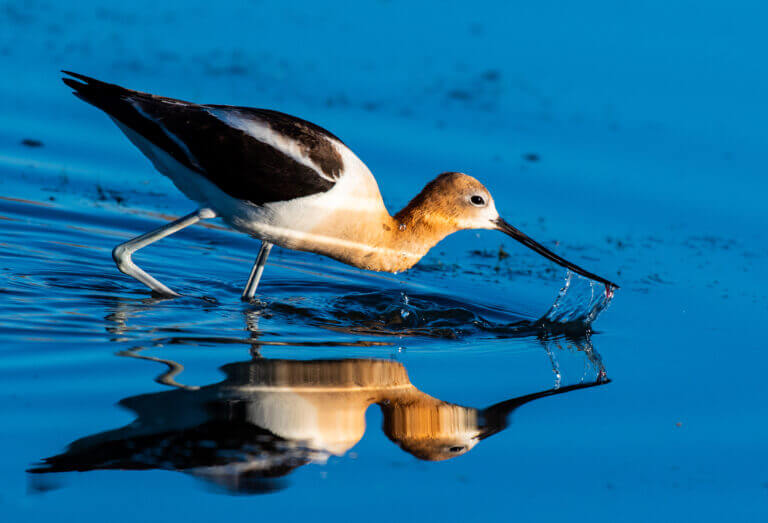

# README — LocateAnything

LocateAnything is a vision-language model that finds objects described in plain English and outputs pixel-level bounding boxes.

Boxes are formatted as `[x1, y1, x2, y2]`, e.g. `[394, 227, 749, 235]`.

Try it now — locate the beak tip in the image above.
[495, 218, 620, 291]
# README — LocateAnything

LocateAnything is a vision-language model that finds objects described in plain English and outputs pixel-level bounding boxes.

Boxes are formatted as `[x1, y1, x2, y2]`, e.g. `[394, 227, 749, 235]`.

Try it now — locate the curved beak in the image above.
[494, 218, 619, 289]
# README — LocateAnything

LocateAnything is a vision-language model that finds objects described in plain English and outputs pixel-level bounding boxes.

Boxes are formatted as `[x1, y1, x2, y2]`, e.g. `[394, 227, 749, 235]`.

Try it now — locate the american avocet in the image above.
[62, 71, 618, 299]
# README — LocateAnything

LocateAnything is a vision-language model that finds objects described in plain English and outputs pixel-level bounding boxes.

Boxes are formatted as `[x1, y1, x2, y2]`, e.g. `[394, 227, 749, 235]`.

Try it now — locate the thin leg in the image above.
[112, 208, 216, 297]
[241, 241, 273, 301]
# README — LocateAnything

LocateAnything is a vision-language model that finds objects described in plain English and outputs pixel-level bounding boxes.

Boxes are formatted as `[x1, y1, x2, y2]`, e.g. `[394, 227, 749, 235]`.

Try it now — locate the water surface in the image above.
[1, 1, 767, 521]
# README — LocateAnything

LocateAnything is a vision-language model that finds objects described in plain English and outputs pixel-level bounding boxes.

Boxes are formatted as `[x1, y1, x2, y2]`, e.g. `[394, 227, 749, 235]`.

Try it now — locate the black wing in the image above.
[62, 71, 344, 205]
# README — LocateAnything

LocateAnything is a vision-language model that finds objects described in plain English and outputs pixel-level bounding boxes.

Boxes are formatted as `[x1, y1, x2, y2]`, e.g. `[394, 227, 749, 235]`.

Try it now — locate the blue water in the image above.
[1, 1, 767, 521]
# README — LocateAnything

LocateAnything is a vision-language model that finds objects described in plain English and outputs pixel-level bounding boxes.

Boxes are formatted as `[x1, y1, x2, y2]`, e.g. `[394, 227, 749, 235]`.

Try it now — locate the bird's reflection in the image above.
[30, 354, 606, 494]
[31, 296, 608, 493]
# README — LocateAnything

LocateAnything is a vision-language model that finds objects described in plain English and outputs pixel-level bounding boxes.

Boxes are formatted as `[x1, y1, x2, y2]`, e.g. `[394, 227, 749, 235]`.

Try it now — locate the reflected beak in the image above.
[494, 218, 619, 289]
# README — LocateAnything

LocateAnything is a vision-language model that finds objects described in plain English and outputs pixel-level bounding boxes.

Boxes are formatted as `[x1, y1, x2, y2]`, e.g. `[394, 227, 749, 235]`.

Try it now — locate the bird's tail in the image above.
[61, 70, 139, 115]
[61, 71, 201, 176]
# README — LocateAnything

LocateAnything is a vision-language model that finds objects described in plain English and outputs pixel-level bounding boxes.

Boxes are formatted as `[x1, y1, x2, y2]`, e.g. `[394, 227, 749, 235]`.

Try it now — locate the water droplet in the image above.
[399, 293, 411, 319]
[541, 270, 616, 326]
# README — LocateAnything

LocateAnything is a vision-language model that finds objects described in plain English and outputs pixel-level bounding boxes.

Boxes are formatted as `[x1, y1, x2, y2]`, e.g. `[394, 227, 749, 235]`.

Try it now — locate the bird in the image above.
[62, 71, 618, 299]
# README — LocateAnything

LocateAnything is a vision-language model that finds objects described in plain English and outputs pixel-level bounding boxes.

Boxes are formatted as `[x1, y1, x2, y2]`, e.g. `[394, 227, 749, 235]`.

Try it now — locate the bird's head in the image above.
[400, 172, 618, 289]
[401, 172, 499, 230]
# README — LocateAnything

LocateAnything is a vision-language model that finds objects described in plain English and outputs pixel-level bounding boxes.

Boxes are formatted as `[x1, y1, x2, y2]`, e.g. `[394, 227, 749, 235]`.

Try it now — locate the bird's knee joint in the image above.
[112, 245, 134, 272]
[198, 208, 216, 219]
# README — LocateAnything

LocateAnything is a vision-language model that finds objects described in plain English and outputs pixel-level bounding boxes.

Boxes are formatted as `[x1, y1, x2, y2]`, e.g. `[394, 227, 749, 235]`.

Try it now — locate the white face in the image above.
[456, 188, 501, 230]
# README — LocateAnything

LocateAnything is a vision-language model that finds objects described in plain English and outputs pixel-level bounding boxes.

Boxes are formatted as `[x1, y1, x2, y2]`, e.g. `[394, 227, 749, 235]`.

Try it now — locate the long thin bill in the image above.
[494, 218, 619, 289]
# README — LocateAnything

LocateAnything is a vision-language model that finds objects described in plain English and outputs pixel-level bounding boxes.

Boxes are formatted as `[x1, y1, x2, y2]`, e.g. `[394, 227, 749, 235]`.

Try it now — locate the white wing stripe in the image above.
[206, 109, 336, 182]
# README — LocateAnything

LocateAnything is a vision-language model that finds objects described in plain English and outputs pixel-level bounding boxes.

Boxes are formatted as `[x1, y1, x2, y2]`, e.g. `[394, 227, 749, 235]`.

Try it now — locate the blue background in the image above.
[0, 1, 766, 521]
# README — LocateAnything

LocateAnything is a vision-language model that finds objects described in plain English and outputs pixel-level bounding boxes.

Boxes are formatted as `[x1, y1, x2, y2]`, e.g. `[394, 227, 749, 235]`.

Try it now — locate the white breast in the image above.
[219, 143, 389, 249]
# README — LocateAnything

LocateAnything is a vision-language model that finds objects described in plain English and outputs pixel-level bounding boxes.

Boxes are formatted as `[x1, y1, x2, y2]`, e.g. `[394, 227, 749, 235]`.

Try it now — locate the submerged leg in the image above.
[112, 208, 216, 297]
[241, 241, 273, 301]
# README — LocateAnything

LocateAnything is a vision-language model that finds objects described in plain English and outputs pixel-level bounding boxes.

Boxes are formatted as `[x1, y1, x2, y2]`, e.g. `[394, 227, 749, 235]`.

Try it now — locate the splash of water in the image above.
[541, 332, 607, 386]
[540, 271, 615, 326]
[265, 269, 615, 339]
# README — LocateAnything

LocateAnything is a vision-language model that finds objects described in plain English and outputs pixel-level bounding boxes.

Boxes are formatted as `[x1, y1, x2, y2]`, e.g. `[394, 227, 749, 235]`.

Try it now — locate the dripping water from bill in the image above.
[539, 270, 616, 327]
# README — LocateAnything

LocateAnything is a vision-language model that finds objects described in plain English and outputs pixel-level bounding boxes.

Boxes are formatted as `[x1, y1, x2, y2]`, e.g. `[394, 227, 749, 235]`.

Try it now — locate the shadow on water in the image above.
[29, 354, 608, 495]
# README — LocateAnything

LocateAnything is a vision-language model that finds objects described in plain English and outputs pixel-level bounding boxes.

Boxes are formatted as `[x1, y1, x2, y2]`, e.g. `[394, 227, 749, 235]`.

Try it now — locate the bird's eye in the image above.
[449, 446, 465, 453]
[470, 195, 485, 206]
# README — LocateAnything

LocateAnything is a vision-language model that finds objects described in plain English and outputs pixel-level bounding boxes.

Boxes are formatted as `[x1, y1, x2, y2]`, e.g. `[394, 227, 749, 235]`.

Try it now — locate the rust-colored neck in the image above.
[389, 202, 458, 261]
[301, 181, 463, 273]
